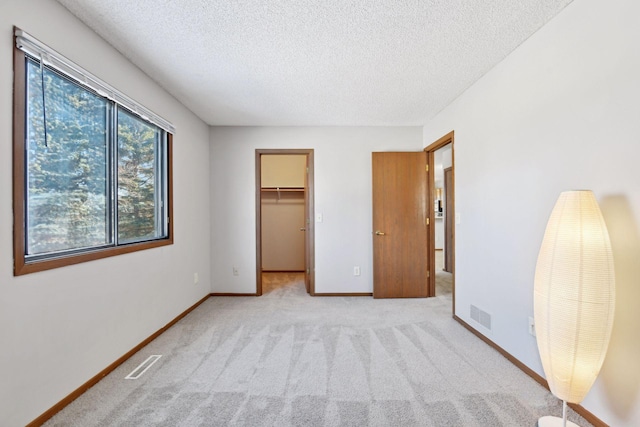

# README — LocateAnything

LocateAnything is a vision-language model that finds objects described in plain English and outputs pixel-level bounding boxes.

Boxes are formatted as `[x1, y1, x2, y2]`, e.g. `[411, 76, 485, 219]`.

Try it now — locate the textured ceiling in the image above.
[56, 0, 573, 126]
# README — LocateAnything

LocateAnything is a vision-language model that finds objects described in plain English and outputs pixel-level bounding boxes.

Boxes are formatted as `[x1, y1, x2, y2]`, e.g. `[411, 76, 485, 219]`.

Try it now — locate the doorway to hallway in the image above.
[426, 132, 455, 312]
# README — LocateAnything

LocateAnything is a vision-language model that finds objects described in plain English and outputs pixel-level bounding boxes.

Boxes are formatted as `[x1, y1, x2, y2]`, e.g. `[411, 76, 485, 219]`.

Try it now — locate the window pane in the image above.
[26, 60, 109, 255]
[117, 109, 162, 243]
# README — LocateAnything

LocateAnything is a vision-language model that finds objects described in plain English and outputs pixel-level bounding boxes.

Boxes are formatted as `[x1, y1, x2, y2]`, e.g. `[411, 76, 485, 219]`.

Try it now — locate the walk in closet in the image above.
[260, 155, 307, 271]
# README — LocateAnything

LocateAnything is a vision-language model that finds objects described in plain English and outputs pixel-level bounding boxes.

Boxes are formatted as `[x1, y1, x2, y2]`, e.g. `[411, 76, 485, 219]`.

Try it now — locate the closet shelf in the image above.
[261, 187, 305, 192]
[261, 186, 305, 201]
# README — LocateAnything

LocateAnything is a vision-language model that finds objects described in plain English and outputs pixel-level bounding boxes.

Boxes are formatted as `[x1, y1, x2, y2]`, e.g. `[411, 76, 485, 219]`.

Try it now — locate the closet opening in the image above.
[255, 149, 315, 296]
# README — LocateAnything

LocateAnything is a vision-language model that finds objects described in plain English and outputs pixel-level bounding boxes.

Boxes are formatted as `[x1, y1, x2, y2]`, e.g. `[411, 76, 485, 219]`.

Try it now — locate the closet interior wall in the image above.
[261, 155, 307, 271]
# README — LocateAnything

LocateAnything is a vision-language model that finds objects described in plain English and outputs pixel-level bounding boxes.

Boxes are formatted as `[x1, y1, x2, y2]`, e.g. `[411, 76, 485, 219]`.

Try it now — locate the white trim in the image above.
[15, 28, 176, 134]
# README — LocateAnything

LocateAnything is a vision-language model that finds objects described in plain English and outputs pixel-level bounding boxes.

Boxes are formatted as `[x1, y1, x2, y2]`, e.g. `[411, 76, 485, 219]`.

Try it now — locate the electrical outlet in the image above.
[193, 273, 199, 284]
[353, 266, 360, 276]
[233, 267, 239, 276]
[528, 317, 536, 336]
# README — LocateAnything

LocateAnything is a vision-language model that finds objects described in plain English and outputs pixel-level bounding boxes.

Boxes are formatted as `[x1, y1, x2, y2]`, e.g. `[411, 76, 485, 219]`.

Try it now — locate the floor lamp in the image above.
[534, 191, 616, 427]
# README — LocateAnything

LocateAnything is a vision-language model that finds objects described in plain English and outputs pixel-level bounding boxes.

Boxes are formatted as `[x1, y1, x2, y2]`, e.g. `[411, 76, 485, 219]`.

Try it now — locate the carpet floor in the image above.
[434, 250, 452, 297]
[44, 273, 591, 426]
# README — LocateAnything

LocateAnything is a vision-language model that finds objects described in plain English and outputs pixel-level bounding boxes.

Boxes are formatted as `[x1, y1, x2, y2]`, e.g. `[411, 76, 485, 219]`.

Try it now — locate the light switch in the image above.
[316, 213, 323, 223]
[455, 213, 461, 225]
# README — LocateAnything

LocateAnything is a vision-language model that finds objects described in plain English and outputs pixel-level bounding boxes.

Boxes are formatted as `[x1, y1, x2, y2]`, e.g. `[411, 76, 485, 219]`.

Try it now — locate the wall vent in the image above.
[470, 304, 480, 323]
[125, 355, 162, 380]
[470, 304, 492, 331]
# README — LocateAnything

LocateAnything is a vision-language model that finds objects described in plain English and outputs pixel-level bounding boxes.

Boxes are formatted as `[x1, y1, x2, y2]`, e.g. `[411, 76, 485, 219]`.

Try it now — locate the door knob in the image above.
[375, 231, 386, 236]
[300, 228, 306, 231]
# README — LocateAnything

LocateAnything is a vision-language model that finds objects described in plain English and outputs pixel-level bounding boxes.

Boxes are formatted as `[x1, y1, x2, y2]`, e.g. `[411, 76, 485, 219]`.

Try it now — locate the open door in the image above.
[372, 152, 430, 298]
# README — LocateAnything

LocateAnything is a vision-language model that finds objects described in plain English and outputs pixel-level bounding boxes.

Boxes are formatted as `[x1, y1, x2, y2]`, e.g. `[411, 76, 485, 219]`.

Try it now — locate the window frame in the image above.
[13, 31, 173, 276]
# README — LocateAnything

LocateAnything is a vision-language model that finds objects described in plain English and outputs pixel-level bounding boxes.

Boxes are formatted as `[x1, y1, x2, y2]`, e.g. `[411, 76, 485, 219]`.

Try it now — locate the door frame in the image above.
[424, 131, 455, 314]
[255, 149, 315, 296]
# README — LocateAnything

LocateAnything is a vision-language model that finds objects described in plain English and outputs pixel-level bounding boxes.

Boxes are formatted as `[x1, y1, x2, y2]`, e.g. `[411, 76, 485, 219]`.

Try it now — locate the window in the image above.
[13, 29, 173, 275]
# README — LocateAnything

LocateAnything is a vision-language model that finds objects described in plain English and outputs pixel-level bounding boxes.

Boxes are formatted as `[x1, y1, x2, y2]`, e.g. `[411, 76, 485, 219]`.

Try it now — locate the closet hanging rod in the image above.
[261, 187, 304, 191]
[260, 186, 305, 201]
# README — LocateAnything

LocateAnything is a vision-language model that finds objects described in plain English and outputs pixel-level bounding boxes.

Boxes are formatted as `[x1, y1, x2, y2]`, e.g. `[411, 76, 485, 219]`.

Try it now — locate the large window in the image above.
[13, 29, 173, 275]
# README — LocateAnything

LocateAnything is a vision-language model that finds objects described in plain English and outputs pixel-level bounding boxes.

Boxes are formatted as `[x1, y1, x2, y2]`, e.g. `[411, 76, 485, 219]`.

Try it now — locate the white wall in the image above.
[0, 1, 211, 425]
[423, 0, 640, 425]
[210, 126, 422, 294]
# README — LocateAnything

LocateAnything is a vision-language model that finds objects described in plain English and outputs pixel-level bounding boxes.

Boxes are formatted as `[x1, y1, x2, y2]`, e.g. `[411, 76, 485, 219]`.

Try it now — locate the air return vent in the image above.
[125, 355, 162, 379]
[470, 304, 492, 331]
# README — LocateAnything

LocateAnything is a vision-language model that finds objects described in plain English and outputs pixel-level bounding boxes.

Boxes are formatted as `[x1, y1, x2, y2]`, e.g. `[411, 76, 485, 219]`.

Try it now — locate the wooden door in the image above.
[372, 152, 430, 298]
[444, 167, 453, 273]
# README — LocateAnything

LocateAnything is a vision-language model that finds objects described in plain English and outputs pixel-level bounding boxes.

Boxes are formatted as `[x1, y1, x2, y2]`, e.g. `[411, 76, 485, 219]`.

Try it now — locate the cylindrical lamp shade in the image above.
[534, 191, 615, 404]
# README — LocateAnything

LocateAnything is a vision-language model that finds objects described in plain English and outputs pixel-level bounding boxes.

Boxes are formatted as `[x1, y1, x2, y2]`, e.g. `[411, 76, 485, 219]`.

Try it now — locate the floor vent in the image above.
[470, 304, 492, 331]
[125, 355, 162, 380]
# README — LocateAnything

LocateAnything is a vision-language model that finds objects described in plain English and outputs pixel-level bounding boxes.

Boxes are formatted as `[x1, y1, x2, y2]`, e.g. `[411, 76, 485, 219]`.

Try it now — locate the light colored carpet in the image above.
[44, 274, 591, 426]
[435, 250, 452, 297]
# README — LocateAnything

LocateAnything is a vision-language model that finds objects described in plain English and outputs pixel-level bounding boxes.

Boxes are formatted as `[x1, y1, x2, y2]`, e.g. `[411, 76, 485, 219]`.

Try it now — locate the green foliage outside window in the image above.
[117, 109, 159, 243]
[24, 58, 168, 259]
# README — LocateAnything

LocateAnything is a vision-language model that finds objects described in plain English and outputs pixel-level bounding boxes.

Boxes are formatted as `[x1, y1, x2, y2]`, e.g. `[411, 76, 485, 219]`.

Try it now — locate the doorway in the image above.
[425, 132, 455, 313]
[255, 149, 315, 296]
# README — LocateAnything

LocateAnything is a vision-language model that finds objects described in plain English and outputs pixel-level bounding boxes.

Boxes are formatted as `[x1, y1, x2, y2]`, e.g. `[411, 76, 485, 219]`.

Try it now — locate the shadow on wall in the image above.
[600, 195, 640, 420]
